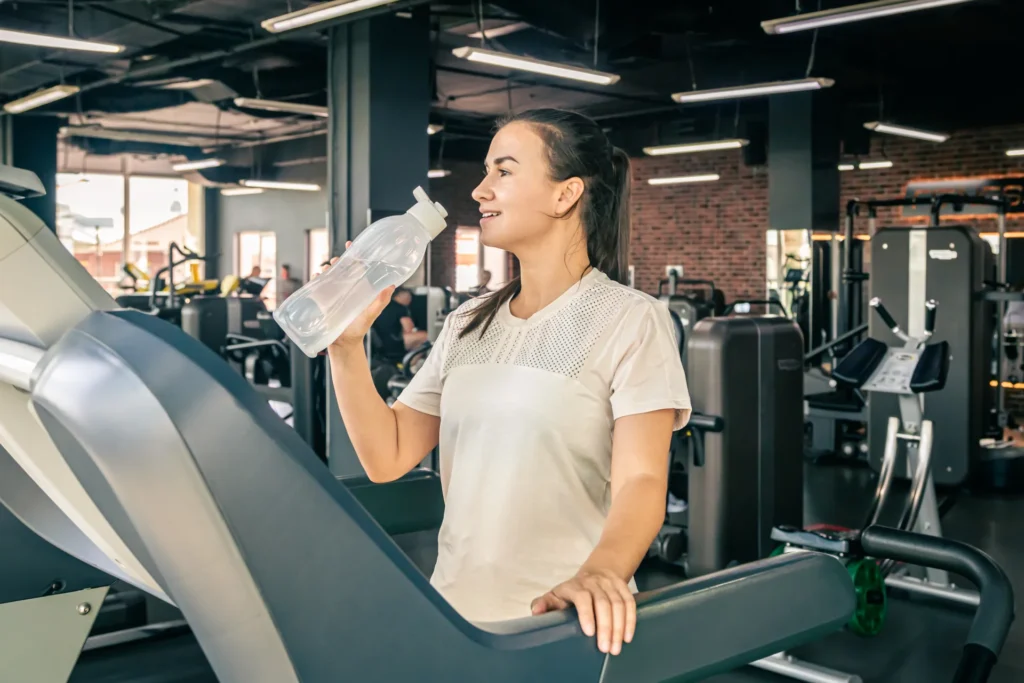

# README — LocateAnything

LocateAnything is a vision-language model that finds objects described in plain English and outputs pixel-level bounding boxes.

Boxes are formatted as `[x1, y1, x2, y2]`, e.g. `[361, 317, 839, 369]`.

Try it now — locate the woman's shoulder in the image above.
[588, 275, 671, 322]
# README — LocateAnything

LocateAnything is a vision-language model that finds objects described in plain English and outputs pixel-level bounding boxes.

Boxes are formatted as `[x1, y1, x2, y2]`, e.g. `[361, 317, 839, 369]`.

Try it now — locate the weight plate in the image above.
[847, 558, 886, 637]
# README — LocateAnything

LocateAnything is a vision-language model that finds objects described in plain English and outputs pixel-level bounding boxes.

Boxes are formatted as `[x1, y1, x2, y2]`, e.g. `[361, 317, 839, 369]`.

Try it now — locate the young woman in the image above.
[326, 108, 691, 656]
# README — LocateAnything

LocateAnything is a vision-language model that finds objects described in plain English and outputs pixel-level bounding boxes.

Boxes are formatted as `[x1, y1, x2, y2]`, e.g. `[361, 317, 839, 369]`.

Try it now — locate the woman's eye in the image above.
[498, 169, 510, 177]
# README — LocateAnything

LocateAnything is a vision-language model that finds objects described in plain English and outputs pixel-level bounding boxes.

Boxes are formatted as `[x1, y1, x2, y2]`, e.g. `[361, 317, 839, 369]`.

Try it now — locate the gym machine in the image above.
[656, 269, 724, 370]
[651, 315, 805, 577]
[752, 296, 981, 683]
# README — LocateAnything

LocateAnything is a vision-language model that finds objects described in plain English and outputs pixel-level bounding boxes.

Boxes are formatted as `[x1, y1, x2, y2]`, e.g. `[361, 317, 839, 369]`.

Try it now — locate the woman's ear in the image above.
[554, 177, 585, 217]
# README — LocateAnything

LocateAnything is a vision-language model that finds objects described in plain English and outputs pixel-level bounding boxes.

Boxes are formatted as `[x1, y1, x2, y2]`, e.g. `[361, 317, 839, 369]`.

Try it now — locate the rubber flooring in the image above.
[69, 463, 1024, 683]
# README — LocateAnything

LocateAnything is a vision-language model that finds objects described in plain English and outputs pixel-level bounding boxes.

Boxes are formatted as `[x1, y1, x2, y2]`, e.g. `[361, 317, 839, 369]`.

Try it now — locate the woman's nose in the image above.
[472, 177, 493, 203]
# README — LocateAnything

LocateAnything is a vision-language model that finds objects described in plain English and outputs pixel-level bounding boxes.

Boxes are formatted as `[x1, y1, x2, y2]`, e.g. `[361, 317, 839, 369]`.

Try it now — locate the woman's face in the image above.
[472, 121, 581, 252]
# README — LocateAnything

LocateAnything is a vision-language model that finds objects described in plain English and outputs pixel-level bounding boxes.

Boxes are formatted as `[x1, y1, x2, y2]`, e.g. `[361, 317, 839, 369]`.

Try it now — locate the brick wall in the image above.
[429, 123, 1024, 301]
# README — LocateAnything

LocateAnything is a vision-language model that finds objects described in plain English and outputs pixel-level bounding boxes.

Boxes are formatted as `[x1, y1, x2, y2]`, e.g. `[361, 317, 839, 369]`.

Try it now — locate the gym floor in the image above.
[69, 463, 1024, 683]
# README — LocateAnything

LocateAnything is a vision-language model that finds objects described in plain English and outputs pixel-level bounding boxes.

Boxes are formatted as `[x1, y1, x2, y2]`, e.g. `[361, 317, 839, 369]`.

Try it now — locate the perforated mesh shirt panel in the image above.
[442, 282, 641, 381]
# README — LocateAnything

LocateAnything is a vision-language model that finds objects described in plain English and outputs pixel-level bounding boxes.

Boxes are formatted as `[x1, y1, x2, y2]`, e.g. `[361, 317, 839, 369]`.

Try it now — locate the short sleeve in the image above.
[395, 314, 451, 417]
[609, 302, 692, 430]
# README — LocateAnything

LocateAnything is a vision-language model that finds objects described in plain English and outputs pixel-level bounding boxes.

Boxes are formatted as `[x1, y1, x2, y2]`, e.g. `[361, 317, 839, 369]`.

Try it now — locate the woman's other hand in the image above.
[530, 567, 636, 655]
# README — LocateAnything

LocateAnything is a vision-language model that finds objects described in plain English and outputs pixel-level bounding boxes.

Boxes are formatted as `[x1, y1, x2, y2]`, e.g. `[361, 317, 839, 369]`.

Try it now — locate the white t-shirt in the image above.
[397, 268, 691, 623]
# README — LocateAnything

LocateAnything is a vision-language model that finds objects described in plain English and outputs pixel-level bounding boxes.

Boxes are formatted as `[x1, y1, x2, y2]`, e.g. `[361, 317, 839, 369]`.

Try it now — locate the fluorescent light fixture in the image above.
[452, 46, 620, 86]
[221, 187, 265, 196]
[864, 121, 949, 143]
[1006, 149, 1024, 157]
[0, 28, 123, 53]
[643, 139, 749, 156]
[672, 77, 833, 104]
[428, 169, 452, 179]
[240, 179, 321, 192]
[858, 160, 894, 169]
[261, 0, 400, 33]
[160, 79, 216, 91]
[428, 123, 444, 135]
[648, 174, 720, 186]
[468, 21, 531, 39]
[233, 97, 328, 118]
[839, 163, 856, 171]
[4, 84, 80, 114]
[172, 158, 225, 172]
[762, 0, 975, 34]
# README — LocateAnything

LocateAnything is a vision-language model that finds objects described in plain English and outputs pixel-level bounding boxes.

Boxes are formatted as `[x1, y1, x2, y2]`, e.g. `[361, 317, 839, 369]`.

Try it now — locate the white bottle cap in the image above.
[406, 186, 448, 239]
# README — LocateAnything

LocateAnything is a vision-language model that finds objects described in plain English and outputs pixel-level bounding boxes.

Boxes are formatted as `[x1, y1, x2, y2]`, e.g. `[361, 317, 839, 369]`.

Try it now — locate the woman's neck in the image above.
[510, 232, 591, 320]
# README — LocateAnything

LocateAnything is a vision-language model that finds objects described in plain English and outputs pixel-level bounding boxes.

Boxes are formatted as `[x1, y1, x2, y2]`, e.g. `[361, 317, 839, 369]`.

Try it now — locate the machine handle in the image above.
[688, 413, 724, 433]
[859, 526, 1014, 683]
[684, 413, 722, 469]
[869, 297, 909, 342]
[924, 300, 938, 337]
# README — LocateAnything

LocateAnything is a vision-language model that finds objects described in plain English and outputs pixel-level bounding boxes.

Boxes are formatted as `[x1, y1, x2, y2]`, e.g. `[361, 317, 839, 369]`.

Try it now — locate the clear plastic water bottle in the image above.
[274, 186, 448, 357]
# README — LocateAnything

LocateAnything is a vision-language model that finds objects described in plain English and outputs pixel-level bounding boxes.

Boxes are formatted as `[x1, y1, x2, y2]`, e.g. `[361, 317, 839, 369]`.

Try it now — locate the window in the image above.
[56, 172, 197, 298]
[56, 173, 125, 296]
[307, 228, 330, 280]
[455, 227, 481, 292]
[127, 176, 192, 288]
[454, 226, 509, 292]
[237, 230, 277, 307]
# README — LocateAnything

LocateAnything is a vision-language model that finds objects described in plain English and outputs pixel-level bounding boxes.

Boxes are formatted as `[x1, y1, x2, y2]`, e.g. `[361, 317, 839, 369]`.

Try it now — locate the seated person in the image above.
[469, 269, 493, 297]
[372, 287, 428, 361]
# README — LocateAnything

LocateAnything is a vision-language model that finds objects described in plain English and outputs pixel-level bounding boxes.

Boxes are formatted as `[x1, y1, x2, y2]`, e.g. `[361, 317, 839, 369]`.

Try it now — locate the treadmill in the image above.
[0, 164, 1011, 683]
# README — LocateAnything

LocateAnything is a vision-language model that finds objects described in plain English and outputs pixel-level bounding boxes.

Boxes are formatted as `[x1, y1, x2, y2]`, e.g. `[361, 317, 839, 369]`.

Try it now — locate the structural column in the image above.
[325, 11, 432, 476]
[0, 115, 60, 230]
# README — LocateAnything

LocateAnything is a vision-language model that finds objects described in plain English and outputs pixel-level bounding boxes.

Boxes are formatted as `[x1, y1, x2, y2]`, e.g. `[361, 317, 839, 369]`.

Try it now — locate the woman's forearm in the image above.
[327, 342, 401, 481]
[581, 474, 667, 581]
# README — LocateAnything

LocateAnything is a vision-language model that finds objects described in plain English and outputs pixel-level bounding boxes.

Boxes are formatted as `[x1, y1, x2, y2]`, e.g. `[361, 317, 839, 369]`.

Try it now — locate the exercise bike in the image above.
[752, 296, 986, 683]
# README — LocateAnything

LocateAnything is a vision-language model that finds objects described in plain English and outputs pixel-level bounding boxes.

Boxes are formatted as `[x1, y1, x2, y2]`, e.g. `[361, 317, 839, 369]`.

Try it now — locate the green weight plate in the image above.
[847, 557, 886, 637]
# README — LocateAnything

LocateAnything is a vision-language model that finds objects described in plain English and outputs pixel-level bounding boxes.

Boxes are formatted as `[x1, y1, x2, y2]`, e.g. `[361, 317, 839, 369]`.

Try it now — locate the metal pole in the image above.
[121, 157, 131, 276]
[997, 207, 1008, 421]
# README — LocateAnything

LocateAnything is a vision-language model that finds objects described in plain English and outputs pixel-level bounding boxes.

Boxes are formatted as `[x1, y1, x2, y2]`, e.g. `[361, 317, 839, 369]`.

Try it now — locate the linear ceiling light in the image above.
[468, 21, 531, 39]
[762, 0, 975, 34]
[1006, 149, 1024, 157]
[172, 158, 225, 172]
[428, 169, 452, 179]
[672, 77, 833, 104]
[864, 121, 949, 143]
[240, 179, 321, 192]
[858, 160, 894, 169]
[428, 123, 444, 135]
[839, 163, 856, 171]
[0, 28, 123, 53]
[4, 84, 80, 114]
[451, 46, 620, 86]
[222, 187, 265, 196]
[233, 97, 328, 118]
[643, 139, 749, 156]
[160, 79, 216, 90]
[261, 0, 400, 33]
[648, 174, 720, 186]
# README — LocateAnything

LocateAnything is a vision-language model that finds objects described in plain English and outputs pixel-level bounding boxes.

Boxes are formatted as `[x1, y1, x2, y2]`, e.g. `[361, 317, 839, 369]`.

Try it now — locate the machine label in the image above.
[928, 249, 958, 260]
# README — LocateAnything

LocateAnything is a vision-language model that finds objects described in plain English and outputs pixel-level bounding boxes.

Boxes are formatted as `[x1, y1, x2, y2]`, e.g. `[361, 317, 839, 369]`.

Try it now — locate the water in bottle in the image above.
[274, 186, 448, 357]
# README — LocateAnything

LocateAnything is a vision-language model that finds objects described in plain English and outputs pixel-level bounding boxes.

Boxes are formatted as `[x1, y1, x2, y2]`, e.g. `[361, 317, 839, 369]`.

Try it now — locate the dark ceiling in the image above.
[0, 0, 1018, 176]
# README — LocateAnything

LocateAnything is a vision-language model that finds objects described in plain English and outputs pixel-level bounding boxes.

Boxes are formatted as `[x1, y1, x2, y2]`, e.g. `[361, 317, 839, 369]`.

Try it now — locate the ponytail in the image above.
[460, 108, 632, 338]
[608, 147, 632, 285]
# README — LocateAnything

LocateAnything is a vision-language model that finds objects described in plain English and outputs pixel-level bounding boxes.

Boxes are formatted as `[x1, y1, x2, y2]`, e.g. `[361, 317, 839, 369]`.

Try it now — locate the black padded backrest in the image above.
[30, 310, 858, 683]
[832, 337, 888, 388]
[911, 341, 950, 393]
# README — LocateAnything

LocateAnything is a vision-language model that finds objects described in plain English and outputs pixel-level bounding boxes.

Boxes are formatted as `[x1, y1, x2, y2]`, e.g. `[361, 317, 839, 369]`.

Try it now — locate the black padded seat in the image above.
[29, 310, 857, 683]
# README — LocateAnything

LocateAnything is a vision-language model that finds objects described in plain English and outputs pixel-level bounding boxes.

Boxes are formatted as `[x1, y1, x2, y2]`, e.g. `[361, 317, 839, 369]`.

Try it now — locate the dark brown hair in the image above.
[459, 108, 632, 339]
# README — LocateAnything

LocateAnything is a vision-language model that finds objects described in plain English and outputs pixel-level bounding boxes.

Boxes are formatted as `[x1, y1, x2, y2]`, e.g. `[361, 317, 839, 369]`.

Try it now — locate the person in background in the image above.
[372, 286, 428, 361]
[470, 269, 492, 296]
[276, 264, 302, 308]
